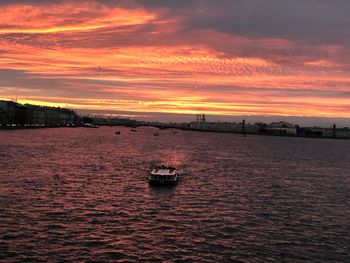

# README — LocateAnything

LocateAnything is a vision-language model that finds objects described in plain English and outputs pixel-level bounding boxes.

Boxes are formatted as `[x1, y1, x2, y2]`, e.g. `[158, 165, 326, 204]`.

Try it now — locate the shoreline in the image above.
[1, 124, 349, 140]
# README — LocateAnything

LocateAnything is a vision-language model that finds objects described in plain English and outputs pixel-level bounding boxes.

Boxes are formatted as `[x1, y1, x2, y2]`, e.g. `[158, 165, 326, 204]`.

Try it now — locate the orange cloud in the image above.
[0, 1, 350, 119]
[0, 3, 155, 33]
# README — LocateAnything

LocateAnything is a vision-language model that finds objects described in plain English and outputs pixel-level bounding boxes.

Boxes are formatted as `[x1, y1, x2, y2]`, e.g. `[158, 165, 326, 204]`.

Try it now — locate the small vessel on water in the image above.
[83, 123, 99, 128]
[115, 131, 121, 135]
[154, 133, 159, 136]
[149, 165, 178, 186]
[131, 128, 137, 132]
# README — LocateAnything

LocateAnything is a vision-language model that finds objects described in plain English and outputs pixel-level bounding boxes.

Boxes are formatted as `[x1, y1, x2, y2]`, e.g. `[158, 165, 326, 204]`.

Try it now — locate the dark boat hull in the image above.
[149, 179, 178, 186]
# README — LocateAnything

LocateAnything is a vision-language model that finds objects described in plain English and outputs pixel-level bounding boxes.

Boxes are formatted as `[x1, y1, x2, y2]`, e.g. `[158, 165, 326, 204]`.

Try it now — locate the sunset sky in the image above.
[1, 0, 350, 122]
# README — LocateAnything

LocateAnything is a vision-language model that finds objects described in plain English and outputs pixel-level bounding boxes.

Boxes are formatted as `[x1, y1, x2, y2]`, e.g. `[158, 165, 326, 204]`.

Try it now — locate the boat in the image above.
[154, 133, 159, 136]
[149, 165, 178, 186]
[82, 123, 99, 128]
[115, 131, 121, 135]
[131, 128, 137, 132]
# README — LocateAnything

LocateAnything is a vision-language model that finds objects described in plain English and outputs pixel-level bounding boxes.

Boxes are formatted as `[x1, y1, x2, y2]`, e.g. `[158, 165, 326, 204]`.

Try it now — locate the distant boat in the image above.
[173, 131, 178, 134]
[149, 166, 178, 186]
[115, 131, 121, 135]
[154, 133, 159, 136]
[82, 123, 99, 128]
[131, 128, 137, 132]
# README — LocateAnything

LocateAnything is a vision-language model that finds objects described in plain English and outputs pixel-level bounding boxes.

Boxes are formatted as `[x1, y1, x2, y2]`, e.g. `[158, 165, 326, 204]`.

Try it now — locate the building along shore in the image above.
[1, 103, 349, 139]
[0, 100, 79, 129]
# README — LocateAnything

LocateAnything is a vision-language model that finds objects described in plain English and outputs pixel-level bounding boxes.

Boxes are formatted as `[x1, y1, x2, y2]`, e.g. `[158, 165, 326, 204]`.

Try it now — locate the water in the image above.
[0, 127, 349, 262]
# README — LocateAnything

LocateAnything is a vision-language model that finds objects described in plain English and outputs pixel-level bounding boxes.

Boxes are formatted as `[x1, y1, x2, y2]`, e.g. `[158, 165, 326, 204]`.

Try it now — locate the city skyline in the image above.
[1, 0, 350, 120]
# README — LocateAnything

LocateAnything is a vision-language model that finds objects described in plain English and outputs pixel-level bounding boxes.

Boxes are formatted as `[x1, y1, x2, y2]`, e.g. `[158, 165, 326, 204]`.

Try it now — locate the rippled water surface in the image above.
[0, 127, 349, 262]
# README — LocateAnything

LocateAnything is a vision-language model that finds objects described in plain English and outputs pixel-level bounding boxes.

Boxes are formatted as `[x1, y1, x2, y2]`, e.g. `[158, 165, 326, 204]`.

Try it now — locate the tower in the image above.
[202, 114, 206, 123]
[242, 119, 246, 135]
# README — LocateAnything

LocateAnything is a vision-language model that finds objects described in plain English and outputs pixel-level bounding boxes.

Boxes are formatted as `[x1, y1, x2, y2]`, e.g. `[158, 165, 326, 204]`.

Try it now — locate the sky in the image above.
[0, 0, 350, 124]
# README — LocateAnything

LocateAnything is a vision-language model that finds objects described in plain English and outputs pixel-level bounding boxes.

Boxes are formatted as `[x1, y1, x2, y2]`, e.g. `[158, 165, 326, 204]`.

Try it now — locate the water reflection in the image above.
[0, 127, 349, 262]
